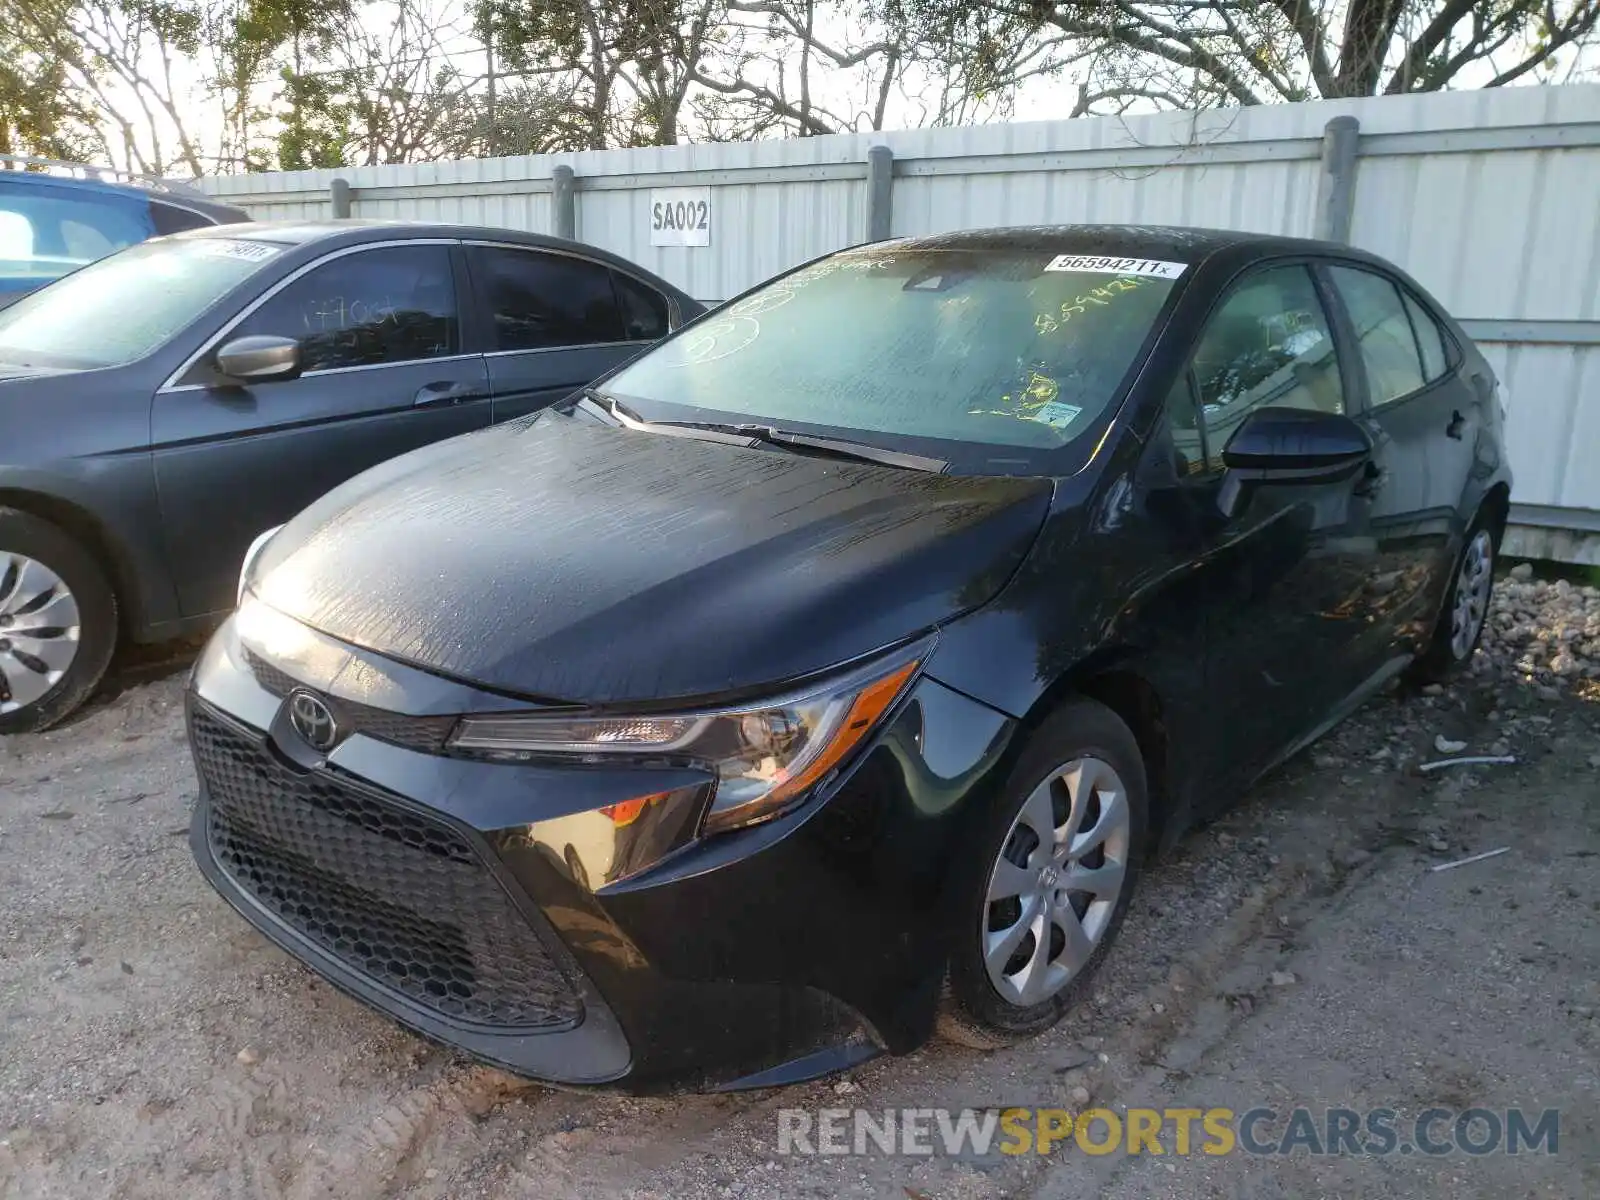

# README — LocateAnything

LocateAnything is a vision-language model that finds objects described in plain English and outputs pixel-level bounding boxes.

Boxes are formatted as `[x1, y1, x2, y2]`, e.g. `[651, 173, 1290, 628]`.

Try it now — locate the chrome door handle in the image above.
[413, 381, 481, 407]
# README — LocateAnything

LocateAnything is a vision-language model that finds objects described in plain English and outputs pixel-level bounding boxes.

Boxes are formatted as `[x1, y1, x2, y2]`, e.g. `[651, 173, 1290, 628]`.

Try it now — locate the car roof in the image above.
[173, 217, 636, 250]
[0, 169, 249, 222]
[171, 218, 696, 296]
[874, 224, 1348, 265]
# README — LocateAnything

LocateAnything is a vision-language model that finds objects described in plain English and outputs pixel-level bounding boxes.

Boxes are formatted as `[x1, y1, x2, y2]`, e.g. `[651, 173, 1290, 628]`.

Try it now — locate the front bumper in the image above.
[186, 607, 1015, 1092]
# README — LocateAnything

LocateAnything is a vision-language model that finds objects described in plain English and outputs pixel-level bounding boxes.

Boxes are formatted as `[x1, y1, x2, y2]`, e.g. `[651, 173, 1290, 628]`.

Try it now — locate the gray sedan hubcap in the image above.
[0, 553, 81, 715]
[1450, 530, 1494, 661]
[983, 756, 1132, 1007]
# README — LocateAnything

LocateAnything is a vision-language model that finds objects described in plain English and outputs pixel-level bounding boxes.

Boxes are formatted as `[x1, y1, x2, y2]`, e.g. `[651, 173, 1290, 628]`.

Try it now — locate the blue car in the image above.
[0, 161, 250, 307]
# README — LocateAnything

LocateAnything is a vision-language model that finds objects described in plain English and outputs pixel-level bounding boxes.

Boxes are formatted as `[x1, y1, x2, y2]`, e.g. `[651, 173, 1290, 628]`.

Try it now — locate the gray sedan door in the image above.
[152, 240, 491, 616]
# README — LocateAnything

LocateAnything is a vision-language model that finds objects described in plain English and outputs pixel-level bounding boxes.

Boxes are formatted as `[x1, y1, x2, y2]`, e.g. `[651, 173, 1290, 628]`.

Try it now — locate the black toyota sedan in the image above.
[0, 220, 698, 731]
[189, 225, 1511, 1093]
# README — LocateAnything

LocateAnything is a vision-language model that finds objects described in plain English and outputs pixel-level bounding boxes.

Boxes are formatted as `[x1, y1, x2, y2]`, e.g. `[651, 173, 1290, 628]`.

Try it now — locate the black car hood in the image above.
[252, 412, 1053, 706]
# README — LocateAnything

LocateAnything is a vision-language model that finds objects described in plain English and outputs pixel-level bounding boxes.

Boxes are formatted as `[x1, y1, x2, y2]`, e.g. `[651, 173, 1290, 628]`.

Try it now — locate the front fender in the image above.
[0, 461, 176, 637]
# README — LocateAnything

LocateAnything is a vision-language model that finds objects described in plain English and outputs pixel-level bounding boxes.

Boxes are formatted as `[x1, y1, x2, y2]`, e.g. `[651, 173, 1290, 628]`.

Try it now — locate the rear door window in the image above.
[472, 246, 626, 351]
[1401, 290, 1450, 382]
[228, 243, 460, 373]
[613, 271, 671, 340]
[151, 201, 223, 236]
[1328, 265, 1427, 408]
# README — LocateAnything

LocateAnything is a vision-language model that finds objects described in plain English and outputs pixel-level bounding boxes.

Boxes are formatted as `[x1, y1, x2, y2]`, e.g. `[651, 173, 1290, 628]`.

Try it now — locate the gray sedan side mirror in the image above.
[215, 335, 301, 383]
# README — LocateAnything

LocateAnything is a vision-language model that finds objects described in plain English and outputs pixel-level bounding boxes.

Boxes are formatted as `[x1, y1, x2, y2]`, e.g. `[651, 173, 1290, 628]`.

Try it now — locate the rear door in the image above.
[152, 239, 491, 616]
[463, 243, 674, 422]
[1321, 262, 1476, 657]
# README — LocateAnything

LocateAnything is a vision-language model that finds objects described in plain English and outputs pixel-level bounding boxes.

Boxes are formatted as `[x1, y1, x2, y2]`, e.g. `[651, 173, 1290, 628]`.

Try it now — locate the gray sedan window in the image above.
[229, 244, 459, 372]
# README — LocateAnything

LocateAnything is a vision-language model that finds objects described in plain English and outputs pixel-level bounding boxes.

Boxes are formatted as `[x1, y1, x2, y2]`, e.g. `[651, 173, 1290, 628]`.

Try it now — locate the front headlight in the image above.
[237, 524, 284, 606]
[447, 642, 929, 835]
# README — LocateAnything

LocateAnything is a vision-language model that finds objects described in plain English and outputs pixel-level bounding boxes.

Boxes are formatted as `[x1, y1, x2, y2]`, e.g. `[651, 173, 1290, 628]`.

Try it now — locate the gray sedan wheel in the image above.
[0, 508, 118, 734]
[0, 553, 83, 715]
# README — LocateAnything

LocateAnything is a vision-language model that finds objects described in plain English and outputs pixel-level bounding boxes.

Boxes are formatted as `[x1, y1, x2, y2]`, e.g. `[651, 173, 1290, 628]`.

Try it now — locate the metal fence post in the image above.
[329, 177, 352, 218]
[866, 145, 894, 242]
[552, 165, 576, 240]
[1314, 116, 1360, 243]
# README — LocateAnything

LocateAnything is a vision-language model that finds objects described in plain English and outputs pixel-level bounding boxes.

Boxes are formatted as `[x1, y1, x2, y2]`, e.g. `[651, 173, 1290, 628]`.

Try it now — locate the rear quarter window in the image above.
[151, 201, 225, 236]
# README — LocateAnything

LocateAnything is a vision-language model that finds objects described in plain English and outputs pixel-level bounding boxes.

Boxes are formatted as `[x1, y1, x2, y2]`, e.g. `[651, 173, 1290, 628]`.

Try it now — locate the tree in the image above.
[0, 0, 214, 175]
[690, 0, 917, 136]
[0, 39, 101, 161]
[477, 0, 731, 148]
[205, 0, 356, 171]
[879, 1, 1600, 114]
[684, 0, 1042, 138]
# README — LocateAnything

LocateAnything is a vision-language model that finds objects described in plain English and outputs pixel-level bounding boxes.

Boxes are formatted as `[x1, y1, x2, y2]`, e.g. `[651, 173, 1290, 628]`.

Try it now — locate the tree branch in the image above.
[1266, 0, 1336, 96]
[1384, 0, 1487, 92]
[1487, 0, 1600, 86]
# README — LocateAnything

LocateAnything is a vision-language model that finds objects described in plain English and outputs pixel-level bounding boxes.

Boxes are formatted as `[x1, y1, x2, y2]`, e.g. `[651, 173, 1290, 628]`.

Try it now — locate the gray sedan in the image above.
[0, 220, 701, 731]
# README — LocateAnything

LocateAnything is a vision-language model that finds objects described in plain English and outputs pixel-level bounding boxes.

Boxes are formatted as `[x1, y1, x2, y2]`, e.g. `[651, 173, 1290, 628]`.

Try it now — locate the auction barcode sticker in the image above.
[196, 239, 282, 262]
[1044, 254, 1187, 279]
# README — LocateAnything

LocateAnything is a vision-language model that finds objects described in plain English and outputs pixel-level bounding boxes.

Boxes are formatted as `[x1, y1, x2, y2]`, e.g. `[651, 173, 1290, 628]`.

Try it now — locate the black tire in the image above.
[0, 508, 118, 734]
[1410, 511, 1498, 686]
[938, 697, 1148, 1049]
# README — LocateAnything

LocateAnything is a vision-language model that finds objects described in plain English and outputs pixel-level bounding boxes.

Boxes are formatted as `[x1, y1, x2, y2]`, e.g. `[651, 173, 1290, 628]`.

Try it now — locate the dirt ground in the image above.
[1, 576, 1596, 1200]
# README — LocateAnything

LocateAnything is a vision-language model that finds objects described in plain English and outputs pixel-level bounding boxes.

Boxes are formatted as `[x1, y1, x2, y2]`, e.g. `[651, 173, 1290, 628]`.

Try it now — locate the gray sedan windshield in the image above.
[0, 237, 283, 370]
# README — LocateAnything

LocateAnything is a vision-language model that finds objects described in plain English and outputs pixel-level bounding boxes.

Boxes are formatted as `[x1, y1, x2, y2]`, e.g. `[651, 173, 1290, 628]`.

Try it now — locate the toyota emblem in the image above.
[287, 690, 340, 752]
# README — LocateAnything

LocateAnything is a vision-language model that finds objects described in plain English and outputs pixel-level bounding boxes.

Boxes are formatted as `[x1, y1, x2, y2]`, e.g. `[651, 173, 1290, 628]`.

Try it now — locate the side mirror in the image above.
[215, 335, 300, 383]
[1216, 406, 1372, 518]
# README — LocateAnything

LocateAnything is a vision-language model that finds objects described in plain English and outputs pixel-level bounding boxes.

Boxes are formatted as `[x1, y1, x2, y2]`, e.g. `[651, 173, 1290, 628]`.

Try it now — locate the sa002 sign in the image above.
[650, 187, 711, 247]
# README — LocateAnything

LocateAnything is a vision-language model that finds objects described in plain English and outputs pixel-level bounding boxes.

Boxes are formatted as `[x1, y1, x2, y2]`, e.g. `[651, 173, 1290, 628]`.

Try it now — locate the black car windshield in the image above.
[0, 236, 284, 370]
[603, 247, 1182, 470]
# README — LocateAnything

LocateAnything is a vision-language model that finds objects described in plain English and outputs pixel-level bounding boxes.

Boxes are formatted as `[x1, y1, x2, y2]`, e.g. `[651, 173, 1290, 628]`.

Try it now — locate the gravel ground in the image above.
[1, 573, 1596, 1199]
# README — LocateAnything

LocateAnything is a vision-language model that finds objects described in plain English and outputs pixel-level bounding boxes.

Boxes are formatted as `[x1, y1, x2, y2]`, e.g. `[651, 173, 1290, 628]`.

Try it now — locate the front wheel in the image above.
[0, 509, 118, 734]
[939, 697, 1147, 1049]
[1411, 518, 1496, 685]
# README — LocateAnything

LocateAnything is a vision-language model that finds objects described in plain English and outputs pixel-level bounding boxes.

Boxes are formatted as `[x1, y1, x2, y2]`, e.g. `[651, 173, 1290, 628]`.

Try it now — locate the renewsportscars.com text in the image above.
[776, 1106, 1560, 1158]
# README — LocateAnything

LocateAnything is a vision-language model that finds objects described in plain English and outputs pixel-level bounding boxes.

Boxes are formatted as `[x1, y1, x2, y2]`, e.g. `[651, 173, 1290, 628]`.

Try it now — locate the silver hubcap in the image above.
[0, 553, 81, 715]
[1450, 530, 1493, 660]
[983, 757, 1132, 1007]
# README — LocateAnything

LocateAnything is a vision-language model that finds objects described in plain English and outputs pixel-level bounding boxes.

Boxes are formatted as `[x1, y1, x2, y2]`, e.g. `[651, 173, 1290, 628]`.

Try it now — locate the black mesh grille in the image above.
[243, 651, 457, 753]
[244, 650, 299, 697]
[342, 707, 458, 753]
[192, 703, 583, 1031]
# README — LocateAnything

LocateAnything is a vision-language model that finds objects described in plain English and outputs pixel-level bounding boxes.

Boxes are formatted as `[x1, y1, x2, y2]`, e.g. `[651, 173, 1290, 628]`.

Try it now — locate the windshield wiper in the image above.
[635, 414, 949, 471]
[574, 387, 644, 424]
[579, 391, 763, 448]
[577, 390, 947, 472]
[739, 425, 948, 473]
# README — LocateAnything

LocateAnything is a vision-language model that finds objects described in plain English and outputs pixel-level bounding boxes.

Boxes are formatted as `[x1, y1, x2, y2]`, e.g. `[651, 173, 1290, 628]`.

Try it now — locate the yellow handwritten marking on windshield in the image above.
[1023, 373, 1059, 406]
[1036, 276, 1147, 332]
[969, 369, 1061, 421]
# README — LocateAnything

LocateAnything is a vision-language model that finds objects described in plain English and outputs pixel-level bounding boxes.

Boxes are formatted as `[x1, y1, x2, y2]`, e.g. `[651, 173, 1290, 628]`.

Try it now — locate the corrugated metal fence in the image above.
[199, 85, 1600, 561]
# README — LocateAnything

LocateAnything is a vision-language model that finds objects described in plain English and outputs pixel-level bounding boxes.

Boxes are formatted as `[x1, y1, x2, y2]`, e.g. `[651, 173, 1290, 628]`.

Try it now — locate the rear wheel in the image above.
[0, 509, 118, 734]
[939, 697, 1147, 1049]
[1411, 516, 1496, 685]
